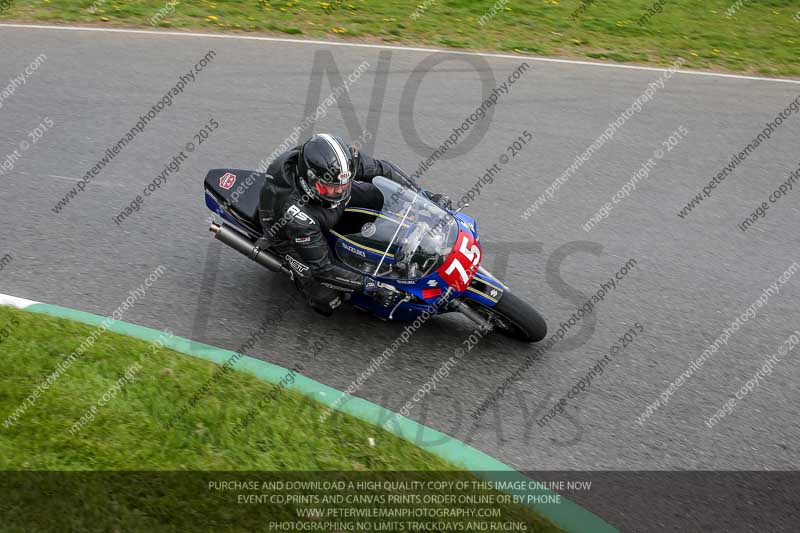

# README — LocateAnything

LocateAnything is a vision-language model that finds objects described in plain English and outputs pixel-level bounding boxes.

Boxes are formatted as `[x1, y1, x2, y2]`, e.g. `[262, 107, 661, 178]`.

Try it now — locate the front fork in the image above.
[451, 299, 493, 331]
[453, 266, 507, 330]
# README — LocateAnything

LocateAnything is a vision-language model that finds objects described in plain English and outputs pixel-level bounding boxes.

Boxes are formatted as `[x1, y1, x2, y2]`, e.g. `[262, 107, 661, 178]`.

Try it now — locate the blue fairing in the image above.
[463, 270, 505, 308]
[328, 229, 454, 320]
[454, 211, 479, 240]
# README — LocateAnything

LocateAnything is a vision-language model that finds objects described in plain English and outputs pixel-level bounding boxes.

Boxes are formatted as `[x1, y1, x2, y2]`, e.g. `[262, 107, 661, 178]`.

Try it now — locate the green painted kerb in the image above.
[23, 301, 617, 533]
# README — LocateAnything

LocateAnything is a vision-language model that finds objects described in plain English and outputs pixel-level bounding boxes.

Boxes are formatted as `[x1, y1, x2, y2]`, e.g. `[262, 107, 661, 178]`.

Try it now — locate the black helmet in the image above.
[297, 134, 357, 208]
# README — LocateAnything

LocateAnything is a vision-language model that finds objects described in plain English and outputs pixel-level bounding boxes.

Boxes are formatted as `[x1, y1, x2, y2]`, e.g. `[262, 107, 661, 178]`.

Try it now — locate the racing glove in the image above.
[363, 277, 398, 296]
[363, 276, 400, 308]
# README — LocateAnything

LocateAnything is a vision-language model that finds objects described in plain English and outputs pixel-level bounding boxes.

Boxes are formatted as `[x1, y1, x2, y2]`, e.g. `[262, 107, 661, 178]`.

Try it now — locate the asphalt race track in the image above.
[2, 24, 799, 530]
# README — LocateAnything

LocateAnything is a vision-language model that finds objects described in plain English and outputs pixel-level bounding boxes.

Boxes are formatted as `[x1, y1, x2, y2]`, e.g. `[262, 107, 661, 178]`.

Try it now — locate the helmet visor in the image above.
[314, 179, 351, 199]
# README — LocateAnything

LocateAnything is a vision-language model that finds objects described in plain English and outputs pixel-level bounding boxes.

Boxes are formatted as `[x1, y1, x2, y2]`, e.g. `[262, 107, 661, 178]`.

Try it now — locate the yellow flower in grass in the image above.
[101, 17, 110, 21]
[690, 52, 699, 57]
[207, 15, 218, 21]
[712, 48, 720, 55]
[331, 27, 347, 33]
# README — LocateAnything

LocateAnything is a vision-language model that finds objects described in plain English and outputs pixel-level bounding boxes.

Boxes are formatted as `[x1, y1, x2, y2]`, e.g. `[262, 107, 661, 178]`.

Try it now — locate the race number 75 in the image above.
[441, 233, 481, 290]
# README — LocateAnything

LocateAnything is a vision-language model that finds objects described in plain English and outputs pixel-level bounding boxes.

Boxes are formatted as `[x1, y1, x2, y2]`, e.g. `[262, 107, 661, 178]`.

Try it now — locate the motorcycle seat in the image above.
[204, 168, 267, 231]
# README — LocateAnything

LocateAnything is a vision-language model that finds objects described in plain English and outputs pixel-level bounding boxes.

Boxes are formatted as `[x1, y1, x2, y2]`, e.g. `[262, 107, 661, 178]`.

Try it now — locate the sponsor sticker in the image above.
[342, 242, 366, 258]
[361, 222, 377, 238]
[219, 172, 237, 190]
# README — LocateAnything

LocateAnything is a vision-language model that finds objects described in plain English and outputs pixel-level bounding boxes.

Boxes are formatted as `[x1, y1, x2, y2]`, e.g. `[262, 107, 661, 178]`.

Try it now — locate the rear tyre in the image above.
[468, 291, 547, 343]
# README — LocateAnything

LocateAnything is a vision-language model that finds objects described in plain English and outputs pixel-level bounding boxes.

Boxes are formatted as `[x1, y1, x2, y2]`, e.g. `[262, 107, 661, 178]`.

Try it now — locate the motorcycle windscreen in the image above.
[333, 177, 459, 280]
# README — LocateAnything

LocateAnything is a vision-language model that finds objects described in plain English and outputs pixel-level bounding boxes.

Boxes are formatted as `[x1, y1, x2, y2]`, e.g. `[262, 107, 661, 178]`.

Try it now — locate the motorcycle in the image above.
[203, 168, 547, 342]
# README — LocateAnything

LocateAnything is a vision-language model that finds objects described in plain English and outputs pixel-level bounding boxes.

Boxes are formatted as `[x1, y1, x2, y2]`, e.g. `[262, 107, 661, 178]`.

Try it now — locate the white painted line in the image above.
[0, 294, 38, 309]
[1, 23, 799, 85]
[17, 171, 117, 187]
[42, 173, 117, 186]
[43, 173, 83, 181]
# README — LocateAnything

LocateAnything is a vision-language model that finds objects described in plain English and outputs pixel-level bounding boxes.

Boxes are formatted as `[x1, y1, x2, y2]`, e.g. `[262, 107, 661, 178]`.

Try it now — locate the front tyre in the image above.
[469, 291, 547, 342]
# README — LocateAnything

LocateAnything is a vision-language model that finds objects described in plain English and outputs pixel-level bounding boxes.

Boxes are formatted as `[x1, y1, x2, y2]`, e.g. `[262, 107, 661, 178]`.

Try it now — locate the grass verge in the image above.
[0, 306, 564, 532]
[0, 0, 798, 77]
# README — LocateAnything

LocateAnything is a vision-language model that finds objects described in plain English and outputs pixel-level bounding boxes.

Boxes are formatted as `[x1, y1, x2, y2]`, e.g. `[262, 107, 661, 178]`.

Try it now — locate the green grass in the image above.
[1, 0, 799, 76]
[0, 306, 563, 531]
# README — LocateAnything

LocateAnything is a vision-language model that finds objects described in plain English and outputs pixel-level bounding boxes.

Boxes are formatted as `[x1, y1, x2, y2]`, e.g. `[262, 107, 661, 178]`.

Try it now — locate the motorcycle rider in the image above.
[259, 133, 451, 316]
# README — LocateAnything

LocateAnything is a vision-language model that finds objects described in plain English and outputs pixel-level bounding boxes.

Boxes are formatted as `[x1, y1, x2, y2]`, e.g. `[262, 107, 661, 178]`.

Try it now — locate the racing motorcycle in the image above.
[203, 169, 547, 342]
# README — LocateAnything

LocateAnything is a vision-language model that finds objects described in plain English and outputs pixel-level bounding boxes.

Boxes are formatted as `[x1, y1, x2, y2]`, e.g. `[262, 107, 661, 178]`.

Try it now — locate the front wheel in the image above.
[467, 291, 547, 342]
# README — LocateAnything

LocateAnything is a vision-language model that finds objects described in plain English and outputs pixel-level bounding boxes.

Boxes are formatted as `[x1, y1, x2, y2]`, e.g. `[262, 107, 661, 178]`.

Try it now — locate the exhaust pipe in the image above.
[209, 222, 287, 273]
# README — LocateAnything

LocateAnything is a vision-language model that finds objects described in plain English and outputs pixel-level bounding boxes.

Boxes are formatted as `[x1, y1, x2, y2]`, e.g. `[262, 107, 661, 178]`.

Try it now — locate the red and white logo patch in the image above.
[219, 172, 237, 190]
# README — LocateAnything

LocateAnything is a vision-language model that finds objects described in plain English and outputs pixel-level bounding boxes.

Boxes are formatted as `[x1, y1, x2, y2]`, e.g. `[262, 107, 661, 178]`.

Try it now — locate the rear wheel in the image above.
[467, 291, 547, 342]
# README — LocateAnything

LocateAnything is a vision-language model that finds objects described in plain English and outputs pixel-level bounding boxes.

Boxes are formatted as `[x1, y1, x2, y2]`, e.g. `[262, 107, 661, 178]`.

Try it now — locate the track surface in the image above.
[2, 25, 799, 528]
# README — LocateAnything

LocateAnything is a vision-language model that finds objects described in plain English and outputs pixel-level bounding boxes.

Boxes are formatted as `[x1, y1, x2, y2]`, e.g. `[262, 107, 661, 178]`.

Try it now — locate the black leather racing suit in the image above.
[258, 145, 408, 315]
